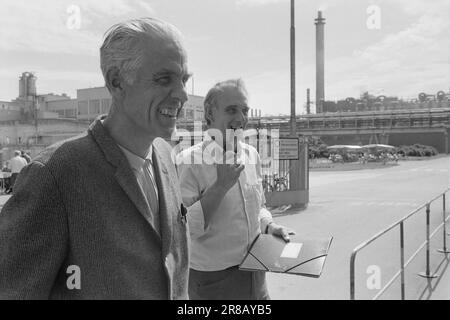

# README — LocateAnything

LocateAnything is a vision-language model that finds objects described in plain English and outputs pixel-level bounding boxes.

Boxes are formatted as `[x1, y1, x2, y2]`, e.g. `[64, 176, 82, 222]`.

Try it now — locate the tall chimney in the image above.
[315, 11, 325, 114]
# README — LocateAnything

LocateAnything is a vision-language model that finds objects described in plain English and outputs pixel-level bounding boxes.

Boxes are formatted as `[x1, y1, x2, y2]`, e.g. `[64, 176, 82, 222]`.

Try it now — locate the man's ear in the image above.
[105, 67, 123, 94]
[205, 104, 215, 125]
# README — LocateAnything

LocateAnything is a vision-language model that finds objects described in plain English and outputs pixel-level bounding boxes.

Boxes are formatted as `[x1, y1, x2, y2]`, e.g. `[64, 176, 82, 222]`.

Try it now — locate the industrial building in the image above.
[0, 73, 204, 122]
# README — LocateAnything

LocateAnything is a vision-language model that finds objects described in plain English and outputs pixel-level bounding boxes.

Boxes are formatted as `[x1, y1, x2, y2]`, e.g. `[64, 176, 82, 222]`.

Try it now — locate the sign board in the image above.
[273, 138, 299, 160]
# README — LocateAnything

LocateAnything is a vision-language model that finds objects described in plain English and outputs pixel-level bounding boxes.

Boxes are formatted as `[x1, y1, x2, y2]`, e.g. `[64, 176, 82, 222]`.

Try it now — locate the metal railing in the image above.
[350, 188, 450, 300]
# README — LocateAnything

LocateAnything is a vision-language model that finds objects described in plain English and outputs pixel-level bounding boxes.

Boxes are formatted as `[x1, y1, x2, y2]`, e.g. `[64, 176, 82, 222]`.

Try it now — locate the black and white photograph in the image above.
[0, 0, 449, 305]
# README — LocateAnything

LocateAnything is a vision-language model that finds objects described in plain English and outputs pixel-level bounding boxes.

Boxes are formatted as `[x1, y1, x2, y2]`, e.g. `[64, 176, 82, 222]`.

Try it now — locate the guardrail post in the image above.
[350, 252, 356, 300]
[438, 192, 450, 253]
[400, 222, 405, 299]
[419, 203, 439, 278]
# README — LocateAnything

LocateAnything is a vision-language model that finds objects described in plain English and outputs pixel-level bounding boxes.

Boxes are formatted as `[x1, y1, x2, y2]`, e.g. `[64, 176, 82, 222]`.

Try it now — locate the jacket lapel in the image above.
[89, 117, 162, 242]
[152, 141, 173, 257]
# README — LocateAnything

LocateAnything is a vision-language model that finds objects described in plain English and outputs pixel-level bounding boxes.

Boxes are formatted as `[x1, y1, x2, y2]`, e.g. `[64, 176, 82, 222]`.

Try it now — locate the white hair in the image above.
[100, 17, 183, 90]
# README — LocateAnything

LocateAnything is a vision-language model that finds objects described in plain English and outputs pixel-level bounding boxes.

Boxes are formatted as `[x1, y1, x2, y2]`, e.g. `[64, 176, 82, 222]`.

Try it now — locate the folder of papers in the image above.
[239, 234, 333, 278]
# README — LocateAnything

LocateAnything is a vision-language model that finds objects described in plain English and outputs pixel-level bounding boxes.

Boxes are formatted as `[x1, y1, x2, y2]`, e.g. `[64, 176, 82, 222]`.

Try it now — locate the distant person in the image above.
[9, 150, 27, 193]
[1, 162, 12, 194]
[1, 161, 11, 172]
[21, 151, 31, 164]
[177, 79, 294, 300]
[0, 17, 190, 299]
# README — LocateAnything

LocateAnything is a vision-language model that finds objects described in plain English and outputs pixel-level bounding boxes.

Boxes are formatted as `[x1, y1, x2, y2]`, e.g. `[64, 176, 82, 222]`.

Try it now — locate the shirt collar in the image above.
[118, 144, 153, 171]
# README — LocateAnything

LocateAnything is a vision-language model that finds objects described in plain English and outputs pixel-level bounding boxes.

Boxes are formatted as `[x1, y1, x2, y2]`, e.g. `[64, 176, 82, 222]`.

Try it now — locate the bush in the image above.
[397, 144, 438, 157]
[308, 137, 329, 159]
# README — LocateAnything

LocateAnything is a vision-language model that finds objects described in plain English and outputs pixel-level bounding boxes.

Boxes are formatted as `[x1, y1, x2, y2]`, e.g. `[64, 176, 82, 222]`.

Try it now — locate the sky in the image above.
[1, 0, 449, 115]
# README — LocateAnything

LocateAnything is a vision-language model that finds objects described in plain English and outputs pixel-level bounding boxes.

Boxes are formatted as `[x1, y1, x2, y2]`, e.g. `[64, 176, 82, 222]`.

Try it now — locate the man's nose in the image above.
[171, 81, 188, 105]
[236, 109, 248, 124]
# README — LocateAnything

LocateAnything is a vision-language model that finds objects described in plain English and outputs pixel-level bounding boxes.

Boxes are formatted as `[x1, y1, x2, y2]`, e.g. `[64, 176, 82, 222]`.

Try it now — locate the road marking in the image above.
[407, 168, 448, 173]
[349, 201, 418, 207]
[308, 203, 326, 207]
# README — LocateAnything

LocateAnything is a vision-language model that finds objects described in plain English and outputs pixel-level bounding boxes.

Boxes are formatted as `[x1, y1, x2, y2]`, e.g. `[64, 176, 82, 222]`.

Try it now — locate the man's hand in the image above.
[268, 223, 296, 242]
[199, 161, 244, 228]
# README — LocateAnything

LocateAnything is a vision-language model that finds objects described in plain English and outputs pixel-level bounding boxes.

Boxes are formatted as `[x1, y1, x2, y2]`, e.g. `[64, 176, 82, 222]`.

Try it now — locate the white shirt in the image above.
[10, 156, 27, 174]
[177, 139, 273, 271]
[118, 145, 160, 233]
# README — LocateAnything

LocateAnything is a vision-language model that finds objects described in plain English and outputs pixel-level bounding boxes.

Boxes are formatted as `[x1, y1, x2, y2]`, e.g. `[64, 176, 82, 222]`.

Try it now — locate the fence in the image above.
[350, 188, 450, 300]
[173, 128, 309, 207]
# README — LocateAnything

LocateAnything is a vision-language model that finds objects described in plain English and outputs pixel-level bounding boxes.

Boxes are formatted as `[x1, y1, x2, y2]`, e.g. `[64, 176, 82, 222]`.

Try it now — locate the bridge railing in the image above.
[350, 188, 450, 300]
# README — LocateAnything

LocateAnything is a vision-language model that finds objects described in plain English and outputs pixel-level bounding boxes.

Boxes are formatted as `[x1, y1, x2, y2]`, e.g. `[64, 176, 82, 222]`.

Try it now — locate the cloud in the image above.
[325, 0, 449, 99]
[390, 0, 448, 16]
[1, 0, 156, 56]
[235, 0, 289, 7]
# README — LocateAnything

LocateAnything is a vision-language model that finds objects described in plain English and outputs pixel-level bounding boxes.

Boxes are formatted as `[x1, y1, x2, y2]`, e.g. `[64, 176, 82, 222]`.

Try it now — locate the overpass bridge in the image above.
[177, 108, 450, 153]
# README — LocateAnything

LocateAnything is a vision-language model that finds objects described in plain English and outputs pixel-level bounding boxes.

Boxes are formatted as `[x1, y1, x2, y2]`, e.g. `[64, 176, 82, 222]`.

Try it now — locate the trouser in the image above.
[189, 266, 270, 300]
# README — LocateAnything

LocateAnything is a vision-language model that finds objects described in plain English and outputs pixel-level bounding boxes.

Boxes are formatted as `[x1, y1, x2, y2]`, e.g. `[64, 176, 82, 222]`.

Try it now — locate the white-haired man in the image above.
[0, 18, 191, 299]
[177, 79, 293, 300]
[8, 150, 27, 193]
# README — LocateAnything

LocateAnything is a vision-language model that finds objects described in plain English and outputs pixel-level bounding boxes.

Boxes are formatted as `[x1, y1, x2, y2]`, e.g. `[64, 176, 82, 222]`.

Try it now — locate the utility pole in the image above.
[34, 94, 39, 145]
[290, 0, 296, 136]
[306, 88, 311, 114]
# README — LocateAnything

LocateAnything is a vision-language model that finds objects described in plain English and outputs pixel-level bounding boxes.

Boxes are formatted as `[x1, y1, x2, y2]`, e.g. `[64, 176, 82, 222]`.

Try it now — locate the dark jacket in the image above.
[0, 118, 189, 299]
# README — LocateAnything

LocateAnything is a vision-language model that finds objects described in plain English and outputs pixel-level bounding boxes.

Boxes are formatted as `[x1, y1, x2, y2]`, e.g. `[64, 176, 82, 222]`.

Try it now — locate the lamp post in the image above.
[288, 0, 302, 192]
[290, 0, 296, 136]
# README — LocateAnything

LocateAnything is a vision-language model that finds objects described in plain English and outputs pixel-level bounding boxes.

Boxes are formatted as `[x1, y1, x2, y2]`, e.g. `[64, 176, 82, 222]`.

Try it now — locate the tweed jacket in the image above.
[0, 117, 189, 299]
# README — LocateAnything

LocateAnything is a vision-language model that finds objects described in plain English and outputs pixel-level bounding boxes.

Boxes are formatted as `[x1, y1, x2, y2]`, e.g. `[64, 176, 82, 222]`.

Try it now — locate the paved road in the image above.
[268, 156, 450, 300]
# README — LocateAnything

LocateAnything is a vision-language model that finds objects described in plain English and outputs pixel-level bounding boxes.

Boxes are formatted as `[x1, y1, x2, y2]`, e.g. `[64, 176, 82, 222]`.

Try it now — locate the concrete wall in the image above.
[47, 99, 77, 118]
[0, 120, 88, 146]
[0, 109, 21, 121]
[182, 94, 204, 121]
[0, 101, 22, 112]
[77, 87, 111, 121]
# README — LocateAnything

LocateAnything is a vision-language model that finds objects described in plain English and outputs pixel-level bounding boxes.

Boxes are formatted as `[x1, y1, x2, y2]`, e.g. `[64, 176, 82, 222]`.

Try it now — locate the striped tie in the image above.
[143, 158, 160, 234]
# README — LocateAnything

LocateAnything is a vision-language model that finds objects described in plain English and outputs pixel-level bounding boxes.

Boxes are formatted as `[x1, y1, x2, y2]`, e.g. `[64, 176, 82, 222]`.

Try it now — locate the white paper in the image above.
[280, 242, 303, 259]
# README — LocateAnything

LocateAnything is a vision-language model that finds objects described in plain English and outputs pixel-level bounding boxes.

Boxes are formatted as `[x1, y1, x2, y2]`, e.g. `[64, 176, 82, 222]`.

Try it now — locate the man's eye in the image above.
[156, 77, 171, 85]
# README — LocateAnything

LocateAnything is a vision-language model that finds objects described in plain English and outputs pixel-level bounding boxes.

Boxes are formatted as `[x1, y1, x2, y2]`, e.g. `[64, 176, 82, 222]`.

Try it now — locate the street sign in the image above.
[274, 138, 299, 160]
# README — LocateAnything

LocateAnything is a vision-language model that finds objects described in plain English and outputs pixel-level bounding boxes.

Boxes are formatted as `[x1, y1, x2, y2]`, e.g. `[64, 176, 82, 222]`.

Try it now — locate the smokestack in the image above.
[315, 11, 325, 114]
